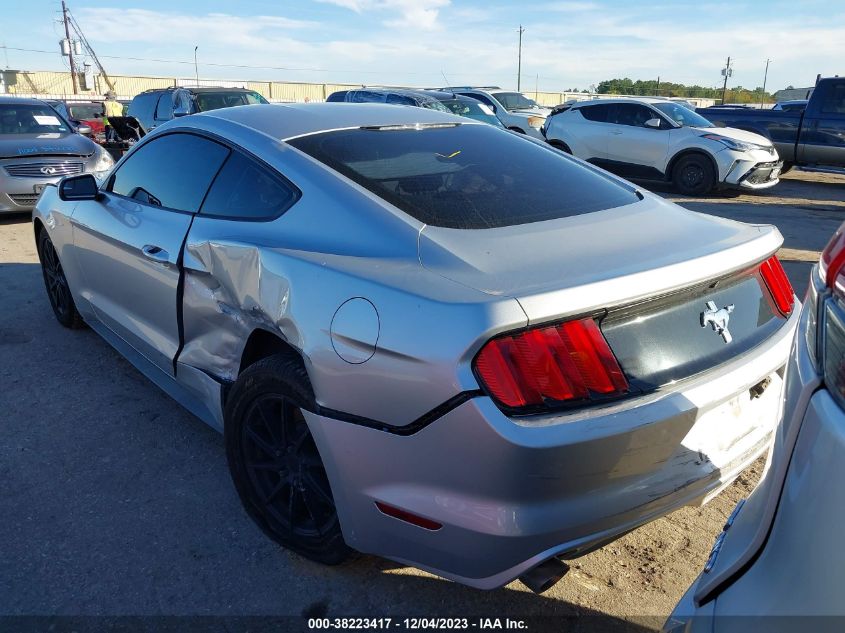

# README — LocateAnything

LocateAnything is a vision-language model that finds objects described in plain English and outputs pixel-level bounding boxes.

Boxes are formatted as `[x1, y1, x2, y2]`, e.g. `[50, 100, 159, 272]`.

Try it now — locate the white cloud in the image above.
[316, 0, 450, 29]
[60, 3, 845, 94]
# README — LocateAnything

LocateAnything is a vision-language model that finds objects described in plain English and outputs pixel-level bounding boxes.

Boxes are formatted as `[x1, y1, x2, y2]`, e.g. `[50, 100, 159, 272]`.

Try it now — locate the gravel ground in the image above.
[1, 170, 843, 630]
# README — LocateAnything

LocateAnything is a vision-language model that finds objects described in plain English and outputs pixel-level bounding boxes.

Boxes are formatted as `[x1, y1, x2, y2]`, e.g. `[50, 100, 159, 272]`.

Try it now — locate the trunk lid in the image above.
[418, 193, 783, 324]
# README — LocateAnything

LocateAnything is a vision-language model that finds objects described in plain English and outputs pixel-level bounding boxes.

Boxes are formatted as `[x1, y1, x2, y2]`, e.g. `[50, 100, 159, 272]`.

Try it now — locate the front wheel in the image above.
[672, 154, 716, 196]
[780, 162, 794, 175]
[225, 354, 350, 565]
[37, 230, 84, 329]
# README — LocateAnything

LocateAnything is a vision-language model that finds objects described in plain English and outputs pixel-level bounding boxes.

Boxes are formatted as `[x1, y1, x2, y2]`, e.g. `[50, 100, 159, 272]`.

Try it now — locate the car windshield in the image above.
[67, 103, 104, 120]
[421, 99, 451, 113]
[492, 92, 539, 111]
[0, 104, 71, 135]
[653, 102, 713, 128]
[438, 98, 504, 127]
[288, 123, 638, 229]
[195, 91, 269, 112]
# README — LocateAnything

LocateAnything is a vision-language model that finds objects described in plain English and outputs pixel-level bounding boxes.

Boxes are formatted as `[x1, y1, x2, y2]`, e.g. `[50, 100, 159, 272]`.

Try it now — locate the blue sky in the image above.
[1, 0, 842, 93]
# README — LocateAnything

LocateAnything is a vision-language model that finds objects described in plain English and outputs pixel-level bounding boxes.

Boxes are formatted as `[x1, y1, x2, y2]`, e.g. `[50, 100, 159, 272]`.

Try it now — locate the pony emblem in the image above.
[701, 301, 735, 343]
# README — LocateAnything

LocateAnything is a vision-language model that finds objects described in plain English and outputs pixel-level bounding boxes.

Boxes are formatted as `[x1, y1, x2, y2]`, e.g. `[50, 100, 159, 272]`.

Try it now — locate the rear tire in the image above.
[37, 230, 84, 329]
[780, 162, 794, 175]
[672, 154, 716, 195]
[225, 354, 350, 565]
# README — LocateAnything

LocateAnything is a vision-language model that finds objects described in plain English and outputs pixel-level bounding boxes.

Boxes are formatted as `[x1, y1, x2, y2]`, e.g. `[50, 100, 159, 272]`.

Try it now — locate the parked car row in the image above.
[32, 100, 799, 595]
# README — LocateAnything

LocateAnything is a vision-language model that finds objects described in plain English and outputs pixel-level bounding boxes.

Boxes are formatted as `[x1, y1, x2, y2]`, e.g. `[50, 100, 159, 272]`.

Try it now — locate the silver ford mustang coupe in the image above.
[33, 103, 798, 591]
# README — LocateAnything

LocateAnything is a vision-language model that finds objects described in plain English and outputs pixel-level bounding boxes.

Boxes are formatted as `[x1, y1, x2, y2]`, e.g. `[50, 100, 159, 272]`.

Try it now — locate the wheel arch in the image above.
[33, 216, 46, 245]
[238, 328, 307, 378]
[547, 139, 572, 154]
[666, 148, 720, 182]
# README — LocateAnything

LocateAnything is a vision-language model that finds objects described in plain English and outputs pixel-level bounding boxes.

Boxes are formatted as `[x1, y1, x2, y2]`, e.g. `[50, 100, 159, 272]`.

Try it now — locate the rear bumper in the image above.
[306, 307, 798, 589]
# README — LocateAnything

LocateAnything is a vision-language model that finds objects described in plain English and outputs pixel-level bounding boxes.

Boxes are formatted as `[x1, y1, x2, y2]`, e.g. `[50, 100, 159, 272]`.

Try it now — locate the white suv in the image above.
[543, 97, 782, 195]
[446, 87, 550, 139]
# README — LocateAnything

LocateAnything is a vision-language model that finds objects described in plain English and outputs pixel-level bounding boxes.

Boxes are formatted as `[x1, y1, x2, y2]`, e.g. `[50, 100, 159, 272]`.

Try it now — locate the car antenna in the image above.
[441, 70, 455, 96]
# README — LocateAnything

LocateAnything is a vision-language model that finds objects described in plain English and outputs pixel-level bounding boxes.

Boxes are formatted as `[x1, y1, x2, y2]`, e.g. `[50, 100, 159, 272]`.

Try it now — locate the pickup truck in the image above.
[698, 76, 845, 173]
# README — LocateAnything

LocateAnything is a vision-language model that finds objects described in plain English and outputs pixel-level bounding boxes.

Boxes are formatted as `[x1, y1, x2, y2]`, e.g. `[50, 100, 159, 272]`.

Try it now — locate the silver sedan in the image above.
[0, 97, 113, 214]
[33, 103, 798, 591]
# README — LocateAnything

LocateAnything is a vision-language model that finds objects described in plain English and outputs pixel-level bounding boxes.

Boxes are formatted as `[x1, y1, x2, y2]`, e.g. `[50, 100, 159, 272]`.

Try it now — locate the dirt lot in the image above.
[1, 171, 843, 629]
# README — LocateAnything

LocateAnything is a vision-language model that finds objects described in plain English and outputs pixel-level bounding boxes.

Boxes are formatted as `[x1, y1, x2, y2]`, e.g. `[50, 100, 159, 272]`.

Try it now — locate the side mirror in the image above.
[644, 118, 662, 129]
[77, 124, 93, 135]
[59, 174, 99, 201]
[172, 105, 190, 118]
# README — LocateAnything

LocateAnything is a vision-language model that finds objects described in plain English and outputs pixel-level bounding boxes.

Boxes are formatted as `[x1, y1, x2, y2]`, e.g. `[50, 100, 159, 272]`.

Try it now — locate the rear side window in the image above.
[110, 133, 230, 212]
[820, 82, 845, 115]
[386, 93, 416, 106]
[578, 104, 611, 122]
[288, 124, 638, 229]
[200, 152, 299, 220]
[155, 93, 173, 121]
[326, 91, 348, 102]
[127, 92, 159, 126]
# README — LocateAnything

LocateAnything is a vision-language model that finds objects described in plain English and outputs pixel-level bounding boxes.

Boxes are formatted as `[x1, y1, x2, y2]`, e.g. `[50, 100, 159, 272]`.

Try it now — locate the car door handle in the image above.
[141, 244, 171, 265]
[610, 130, 623, 135]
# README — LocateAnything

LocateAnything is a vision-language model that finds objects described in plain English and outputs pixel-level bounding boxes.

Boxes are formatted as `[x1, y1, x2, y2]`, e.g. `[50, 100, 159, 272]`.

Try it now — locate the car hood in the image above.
[508, 107, 551, 118]
[692, 126, 773, 147]
[0, 132, 96, 159]
[418, 193, 782, 323]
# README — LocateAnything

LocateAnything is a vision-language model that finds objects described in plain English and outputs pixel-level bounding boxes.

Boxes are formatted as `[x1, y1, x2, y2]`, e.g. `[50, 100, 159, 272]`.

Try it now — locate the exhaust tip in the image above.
[518, 557, 570, 594]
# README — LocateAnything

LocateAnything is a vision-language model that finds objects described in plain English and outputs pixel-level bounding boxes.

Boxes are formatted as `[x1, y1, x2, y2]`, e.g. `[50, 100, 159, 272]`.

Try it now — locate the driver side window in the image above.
[611, 104, 658, 128]
[109, 133, 230, 213]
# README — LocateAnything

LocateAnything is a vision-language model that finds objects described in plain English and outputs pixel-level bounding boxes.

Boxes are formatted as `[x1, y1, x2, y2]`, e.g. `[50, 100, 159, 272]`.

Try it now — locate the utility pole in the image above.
[761, 58, 771, 108]
[194, 46, 199, 85]
[517, 25, 525, 91]
[721, 56, 732, 105]
[656, 76, 660, 96]
[62, 0, 78, 94]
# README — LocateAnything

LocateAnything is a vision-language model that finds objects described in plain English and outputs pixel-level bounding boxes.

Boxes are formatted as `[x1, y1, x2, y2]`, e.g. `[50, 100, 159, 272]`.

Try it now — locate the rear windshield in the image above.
[288, 123, 638, 229]
[195, 91, 268, 112]
[68, 103, 104, 120]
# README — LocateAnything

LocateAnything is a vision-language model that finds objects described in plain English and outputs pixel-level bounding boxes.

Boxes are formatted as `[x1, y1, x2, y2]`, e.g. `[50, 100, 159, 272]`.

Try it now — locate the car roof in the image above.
[140, 86, 257, 95]
[0, 96, 50, 106]
[567, 96, 668, 107]
[195, 102, 473, 140]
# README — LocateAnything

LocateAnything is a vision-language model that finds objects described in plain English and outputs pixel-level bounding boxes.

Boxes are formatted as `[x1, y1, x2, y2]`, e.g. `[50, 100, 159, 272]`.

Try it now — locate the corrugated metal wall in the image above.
[0, 70, 716, 107]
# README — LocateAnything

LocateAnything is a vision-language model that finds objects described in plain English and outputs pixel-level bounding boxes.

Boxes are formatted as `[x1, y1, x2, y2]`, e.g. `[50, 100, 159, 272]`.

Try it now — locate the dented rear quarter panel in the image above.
[177, 115, 528, 426]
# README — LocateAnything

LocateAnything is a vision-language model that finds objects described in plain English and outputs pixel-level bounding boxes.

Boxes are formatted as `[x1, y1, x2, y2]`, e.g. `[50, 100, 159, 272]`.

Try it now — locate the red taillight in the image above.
[474, 318, 628, 411]
[759, 255, 795, 315]
[820, 224, 845, 293]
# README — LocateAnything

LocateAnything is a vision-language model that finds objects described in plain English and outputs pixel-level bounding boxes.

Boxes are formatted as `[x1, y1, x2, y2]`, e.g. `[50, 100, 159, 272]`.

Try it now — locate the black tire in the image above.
[672, 154, 716, 195]
[37, 230, 84, 329]
[780, 162, 794, 175]
[548, 140, 572, 154]
[225, 354, 350, 565]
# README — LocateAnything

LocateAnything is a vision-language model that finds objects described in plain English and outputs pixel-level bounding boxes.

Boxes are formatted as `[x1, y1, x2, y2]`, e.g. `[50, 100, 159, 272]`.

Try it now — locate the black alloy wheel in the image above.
[241, 395, 337, 541]
[225, 354, 350, 565]
[38, 231, 84, 329]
